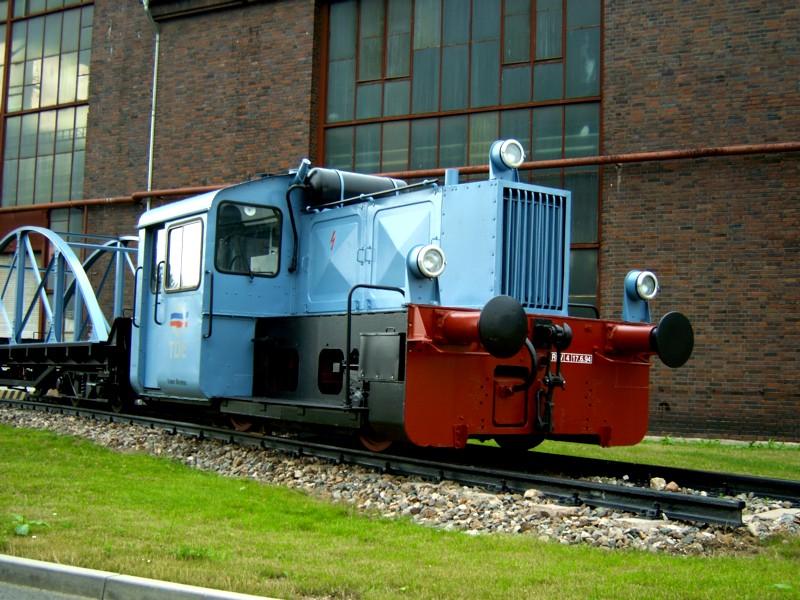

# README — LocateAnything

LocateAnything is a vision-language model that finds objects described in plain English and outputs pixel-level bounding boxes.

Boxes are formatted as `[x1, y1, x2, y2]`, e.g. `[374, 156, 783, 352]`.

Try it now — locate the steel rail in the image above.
[409, 444, 800, 507]
[518, 450, 800, 506]
[0, 397, 745, 527]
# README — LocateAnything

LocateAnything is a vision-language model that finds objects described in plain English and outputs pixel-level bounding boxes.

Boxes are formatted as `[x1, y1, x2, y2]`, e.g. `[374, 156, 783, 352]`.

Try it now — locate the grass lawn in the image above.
[530, 437, 800, 481]
[0, 424, 797, 599]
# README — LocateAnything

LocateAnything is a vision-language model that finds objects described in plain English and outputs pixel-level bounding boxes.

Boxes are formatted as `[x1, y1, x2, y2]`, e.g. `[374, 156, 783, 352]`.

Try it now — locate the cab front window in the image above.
[215, 203, 281, 276]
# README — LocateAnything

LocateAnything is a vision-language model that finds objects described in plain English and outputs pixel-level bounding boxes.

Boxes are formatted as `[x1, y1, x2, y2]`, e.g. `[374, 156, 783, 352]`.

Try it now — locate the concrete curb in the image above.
[0, 554, 277, 599]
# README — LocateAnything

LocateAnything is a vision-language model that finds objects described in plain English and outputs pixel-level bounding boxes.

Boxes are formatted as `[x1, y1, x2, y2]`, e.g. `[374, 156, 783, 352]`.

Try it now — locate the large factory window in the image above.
[0, 1, 93, 207]
[322, 0, 601, 311]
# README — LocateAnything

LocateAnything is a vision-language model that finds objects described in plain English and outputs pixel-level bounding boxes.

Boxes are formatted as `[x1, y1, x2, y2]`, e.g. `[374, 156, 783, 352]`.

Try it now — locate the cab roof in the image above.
[136, 189, 220, 229]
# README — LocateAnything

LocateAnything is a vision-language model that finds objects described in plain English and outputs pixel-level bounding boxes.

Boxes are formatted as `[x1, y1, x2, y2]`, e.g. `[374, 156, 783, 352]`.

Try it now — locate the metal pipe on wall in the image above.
[142, 1, 161, 211]
[378, 141, 800, 180]
[0, 141, 797, 216]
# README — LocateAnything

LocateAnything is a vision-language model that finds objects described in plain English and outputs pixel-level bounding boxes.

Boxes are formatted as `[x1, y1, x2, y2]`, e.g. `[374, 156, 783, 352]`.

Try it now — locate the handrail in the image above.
[132, 266, 143, 328]
[343, 284, 406, 408]
[202, 271, 214, 339]
[153, 261, 165, 325]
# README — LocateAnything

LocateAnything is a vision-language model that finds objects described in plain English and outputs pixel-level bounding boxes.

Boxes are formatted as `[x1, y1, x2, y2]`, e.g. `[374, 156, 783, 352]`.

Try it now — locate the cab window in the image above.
[166, 220, 203, 291]
[215, 202, 281, 276]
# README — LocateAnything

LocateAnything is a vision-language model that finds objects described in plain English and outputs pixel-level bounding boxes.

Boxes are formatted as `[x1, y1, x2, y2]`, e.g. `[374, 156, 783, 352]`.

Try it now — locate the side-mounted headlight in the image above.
[408, 244, 446, 279]
[634, 270, 659, 301]
[623, 269, 659, 323]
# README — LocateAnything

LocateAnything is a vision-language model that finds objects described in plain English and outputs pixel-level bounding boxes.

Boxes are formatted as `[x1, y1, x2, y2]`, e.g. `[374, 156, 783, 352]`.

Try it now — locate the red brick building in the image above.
[1, 0, 797, 440]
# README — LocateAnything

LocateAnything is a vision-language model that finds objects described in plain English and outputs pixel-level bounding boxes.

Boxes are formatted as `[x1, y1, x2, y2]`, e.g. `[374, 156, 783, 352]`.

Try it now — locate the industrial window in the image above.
[166, 220, 203, 292]
[49, 205, 81, 234]
[0, 1, 93, 207]
[214, 202, 282, 277]
[323, 0, 601, 312]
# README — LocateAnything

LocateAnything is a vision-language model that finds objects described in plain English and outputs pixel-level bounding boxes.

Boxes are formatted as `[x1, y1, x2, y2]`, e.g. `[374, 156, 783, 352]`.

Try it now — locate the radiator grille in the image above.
[501, 186, 567, 311]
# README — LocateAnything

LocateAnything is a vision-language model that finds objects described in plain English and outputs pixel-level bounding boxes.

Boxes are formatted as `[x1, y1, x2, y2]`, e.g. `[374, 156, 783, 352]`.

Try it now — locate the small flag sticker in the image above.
[169, 311, 189, 328]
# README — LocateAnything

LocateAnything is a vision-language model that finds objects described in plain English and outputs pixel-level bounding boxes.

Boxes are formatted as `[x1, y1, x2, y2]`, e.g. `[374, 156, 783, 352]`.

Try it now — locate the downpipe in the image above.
[142, 1, 160, 210]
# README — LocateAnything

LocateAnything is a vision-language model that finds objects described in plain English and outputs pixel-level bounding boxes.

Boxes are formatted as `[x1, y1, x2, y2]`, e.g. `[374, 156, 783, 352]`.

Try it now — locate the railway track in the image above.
[3, 396, 796, 528]
[416, 444, 800, 507]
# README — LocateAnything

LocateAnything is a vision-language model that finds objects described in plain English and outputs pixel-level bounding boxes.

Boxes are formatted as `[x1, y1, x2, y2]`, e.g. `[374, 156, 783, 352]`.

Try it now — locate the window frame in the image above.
[213, 201, 283, 279]
[0, 1, 94, 208]
[165, 218, 204, 293]
[320, 0, 603, 314]
[320, 0, 602, 173]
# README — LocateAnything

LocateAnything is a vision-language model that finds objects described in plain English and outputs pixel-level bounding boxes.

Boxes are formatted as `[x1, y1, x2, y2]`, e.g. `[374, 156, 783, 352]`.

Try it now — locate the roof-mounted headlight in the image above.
[499, 139, 525, 168]
[635, 270, 659, 301]
[408, 244, 446, 279]
[489, 139, 526, 181]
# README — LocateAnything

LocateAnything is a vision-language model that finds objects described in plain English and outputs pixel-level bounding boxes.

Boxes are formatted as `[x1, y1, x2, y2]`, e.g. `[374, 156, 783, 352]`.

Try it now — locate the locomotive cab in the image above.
[130, 177, 292, 402]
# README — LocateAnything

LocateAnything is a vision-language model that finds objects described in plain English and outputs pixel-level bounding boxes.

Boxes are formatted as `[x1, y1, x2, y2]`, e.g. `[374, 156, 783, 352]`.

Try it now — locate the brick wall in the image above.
[83, 1, 153, 204]
[85, 0, 317, 235]
[603, 1, 800, 439]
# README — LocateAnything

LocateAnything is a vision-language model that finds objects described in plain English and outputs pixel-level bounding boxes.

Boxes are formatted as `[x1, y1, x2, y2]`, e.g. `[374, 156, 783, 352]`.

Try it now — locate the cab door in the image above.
[141, 217, 205, 397]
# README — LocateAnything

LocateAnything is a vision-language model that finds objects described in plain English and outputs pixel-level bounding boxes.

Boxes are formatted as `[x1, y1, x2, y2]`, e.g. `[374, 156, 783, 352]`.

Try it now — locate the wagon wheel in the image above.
[495, 435, 544, 452]
[59, 372, 82, 407]
[358, 429, 393, 452]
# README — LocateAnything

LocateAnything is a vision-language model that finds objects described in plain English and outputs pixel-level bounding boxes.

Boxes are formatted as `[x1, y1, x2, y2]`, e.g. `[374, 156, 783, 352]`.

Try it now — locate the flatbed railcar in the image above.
[0, 140, 693, 451]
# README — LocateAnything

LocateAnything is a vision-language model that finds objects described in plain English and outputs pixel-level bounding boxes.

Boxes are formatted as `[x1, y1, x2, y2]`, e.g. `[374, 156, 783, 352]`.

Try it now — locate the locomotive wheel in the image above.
[109, 395, 128, 414]
[358, 429, 393, 452]
[229, 415, 255, 432]
[496, 435, 544, 452]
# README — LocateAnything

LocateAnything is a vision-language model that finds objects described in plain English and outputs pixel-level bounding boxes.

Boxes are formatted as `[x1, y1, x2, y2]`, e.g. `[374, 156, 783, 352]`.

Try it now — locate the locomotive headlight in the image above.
[623, 269, 659, 322]
[499, 139, 525, 169]
[635, 270, 659, 301]
[408, 244, 446, 279]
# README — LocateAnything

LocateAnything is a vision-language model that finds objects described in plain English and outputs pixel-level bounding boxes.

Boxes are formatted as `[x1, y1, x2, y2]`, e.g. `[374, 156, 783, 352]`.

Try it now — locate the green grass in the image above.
[0, 424, 798, 599]
[529, 438, 800, 481]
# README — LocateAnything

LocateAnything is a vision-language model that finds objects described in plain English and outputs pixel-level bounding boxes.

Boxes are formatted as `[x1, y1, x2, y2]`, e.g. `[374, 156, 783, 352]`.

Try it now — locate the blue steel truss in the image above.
[0, 227, 137, 344]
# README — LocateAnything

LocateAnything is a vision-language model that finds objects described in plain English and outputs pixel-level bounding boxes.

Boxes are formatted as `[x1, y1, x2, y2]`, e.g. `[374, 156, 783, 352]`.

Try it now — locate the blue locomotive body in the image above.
[130, 163, 571, 405]
[0, 140, 693, 449]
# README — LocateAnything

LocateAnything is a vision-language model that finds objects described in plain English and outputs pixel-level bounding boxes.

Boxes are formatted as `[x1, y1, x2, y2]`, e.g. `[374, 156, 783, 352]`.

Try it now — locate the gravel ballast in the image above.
[1, 406, 798, 556]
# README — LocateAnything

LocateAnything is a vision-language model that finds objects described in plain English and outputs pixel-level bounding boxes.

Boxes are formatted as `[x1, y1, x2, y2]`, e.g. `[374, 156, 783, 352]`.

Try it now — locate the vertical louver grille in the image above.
[501, 186, 567, 311]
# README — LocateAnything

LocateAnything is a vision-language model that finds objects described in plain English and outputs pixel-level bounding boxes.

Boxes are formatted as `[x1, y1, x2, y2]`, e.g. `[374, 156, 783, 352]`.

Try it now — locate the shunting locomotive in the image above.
[0, 140, 693, 451]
